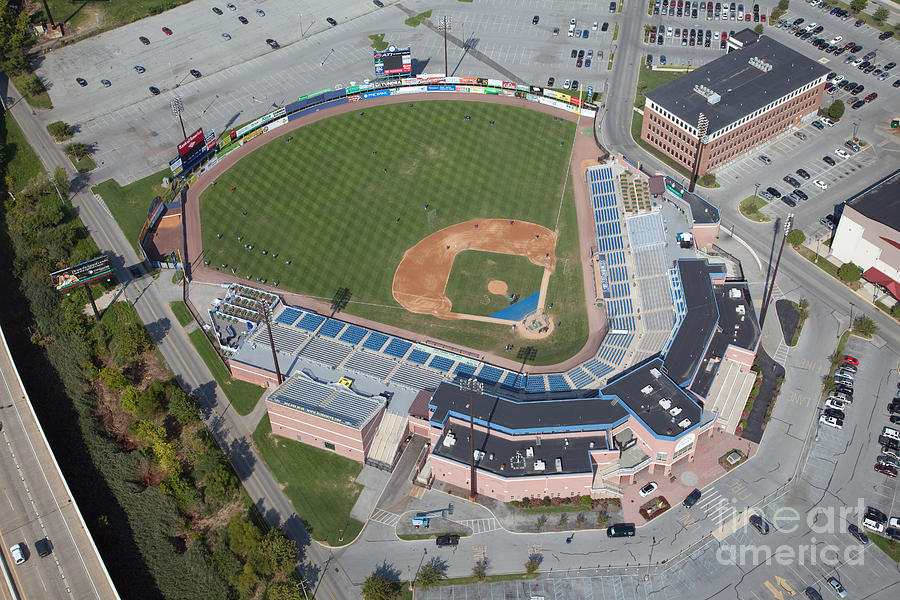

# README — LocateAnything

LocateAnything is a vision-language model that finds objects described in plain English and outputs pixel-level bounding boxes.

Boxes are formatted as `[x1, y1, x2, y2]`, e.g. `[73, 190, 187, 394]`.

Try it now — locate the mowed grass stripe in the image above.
[200, 101, 584, 362]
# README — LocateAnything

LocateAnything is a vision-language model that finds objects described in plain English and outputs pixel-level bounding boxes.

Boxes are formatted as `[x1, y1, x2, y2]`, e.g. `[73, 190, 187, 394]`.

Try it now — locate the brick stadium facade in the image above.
[640, 34, 828, 177]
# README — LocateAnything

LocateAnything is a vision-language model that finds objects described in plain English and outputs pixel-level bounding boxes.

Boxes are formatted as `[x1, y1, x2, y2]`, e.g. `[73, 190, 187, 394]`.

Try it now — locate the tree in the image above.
[18, 74, 46, 97]
[828, 100, 845, 120]
[786, 229, 806, 246]
[472, 558, 489, 581]
[260, 528, 297, 576]
[361, 574, 400, 600]
[892, 304, 900, 319]
[52, 166, 68, 196]
[99, 365, 130, 390]
[64, 143, 90, 161]
[699, 172, 717, 187]
[46, 121, 74, 142]
[853, 316, 877, 338]
[170, 391, 201, 425]
[525, 555, 541, 574]
[778, 0, 789, 10]
[267, 582, 304, 600]
[754, 23, 764, 34]
[873, 6, 889, 22]
[0, 0, 29, 74]
[837, 263, 862, 283]
[113, 322, 152, 363]
[850, 0, 867, 12]
[416, 563, 443, 589]
[204, 463, 239, 503]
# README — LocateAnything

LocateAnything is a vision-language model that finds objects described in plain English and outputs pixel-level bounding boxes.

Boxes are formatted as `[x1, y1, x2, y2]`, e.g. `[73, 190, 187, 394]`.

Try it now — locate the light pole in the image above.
[321, 48, 335, 67]
[299, 13, 304, 39]
[437, 16, 452, 76]
[460, 377, 483, 501]
[849, 302, 855, 333]
[758, 214, 793, 331]
[688, 113, 709, 193]
[170, 96, 187, 139]
[754, 182, 760, 202]
[255, 299, 284, 385]
[852, 120, 860, 141]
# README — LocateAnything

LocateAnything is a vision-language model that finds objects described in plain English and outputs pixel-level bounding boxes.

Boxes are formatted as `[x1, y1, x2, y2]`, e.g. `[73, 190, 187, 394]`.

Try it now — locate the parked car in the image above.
[639, 481, 659, 497]
[266, 38, 279, 49]
[212, 7, 223, 15]
[875, 463, 898, 477]
[133, 65, 146, 73]
[326, 17, 338, 26]
[826, 577, 847, 599]
[139, 36, 150, 45]
[823, 156, 836, 166]
[101, 79, 111, 87]
[750, 514, 769, 534]
[76, 77, 87, 87]
[683, 488, 702, 507]
[820, 414, 843, 429]
[796, 168, 810, 179]
[436, 534, 460, 547]
[190, 69, 202, 78]
[759, 155, 772, 165]
[843, 355, 859, 366]
[162, 26, 173, 35]
[766, 186, 782, 198]
[238, 16, 248, 24]
[149, 86, 160, 95]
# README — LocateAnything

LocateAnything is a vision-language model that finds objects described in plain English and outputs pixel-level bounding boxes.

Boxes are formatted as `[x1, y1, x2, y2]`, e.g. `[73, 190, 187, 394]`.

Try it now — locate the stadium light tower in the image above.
[688, 113, 709, 193]
[437, 16, 452, 77]
[460, 377, 482, 501]
[170, 97, 187, 140]
[255, 299, 284, 386]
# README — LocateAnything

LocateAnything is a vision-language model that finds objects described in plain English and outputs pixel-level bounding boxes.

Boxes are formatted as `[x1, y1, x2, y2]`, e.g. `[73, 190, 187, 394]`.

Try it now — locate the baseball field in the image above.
[199, 100, 588, 365]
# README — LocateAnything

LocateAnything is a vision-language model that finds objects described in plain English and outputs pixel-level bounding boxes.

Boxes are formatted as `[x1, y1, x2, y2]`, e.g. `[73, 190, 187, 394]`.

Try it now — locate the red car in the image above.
[843, 355, 859, 366]
[875, 464, 897, 477]
[162, 26, 173, 35]
[865, 92, 877, 103]
[745, 14, 751, 20]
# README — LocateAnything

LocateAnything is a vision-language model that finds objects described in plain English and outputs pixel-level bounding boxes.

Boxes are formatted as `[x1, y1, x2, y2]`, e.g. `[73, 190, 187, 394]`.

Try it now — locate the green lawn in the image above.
[368, 33, 388, 50]
[169, 300, 194, 327]
[630, 111, 693, 180]
[405, 10, 432, 27]
[91, 169, 172, 253]
[69, 154, 96, 173]
[40, 0, 193, 34]
[872, 533, 900, 562]
[739, 195, 771, 223]
[252, 415, 364, 546]
[11, 73, 52, 110]
[634, 68, 685, 109]
[3, 114, 45, 193]
[199, 100, 588, 365]
[445, 251, 545, 317]
[187, 329, 264, 416]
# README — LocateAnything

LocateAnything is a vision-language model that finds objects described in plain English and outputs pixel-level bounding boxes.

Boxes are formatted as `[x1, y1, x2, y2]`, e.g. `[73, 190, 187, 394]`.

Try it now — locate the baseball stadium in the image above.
[147, 76, 761, 502]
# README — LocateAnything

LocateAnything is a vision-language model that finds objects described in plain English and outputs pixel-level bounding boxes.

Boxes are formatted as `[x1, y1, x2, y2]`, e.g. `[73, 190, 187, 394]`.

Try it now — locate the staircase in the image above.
[365, 411, 408, 471]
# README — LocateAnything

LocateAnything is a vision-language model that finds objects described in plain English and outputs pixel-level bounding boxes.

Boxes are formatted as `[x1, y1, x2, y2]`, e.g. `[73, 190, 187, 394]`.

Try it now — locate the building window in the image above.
[656, 452, 668, 462]
[324, 441, 336, 451]
[673, 444, 692, 460]
[296, 435, 302, 442]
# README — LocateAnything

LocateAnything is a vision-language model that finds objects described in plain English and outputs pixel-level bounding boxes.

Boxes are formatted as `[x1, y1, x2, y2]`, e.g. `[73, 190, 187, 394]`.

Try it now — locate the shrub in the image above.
[828, 100, 845, 120]
[541, 495, 552, 507]
[754, 24, 763, 34]
[698, 172, 717, 187]
[778, 0, 789, 10]
[850, 0, 868, 12]
[19, 74, 46, 97]
[362, 573, 400, 600]
[525, 556, 541, 574]
[416, 562, 444, 589]
[786, 229, 806, 246]
[873, 6, 889, 22]
[46, 121, 74, 142]
[99, 365, 130, 391]
[852, 316, 877, 338]
[472, 558, 488, 581]
[837, 263, 862, 283]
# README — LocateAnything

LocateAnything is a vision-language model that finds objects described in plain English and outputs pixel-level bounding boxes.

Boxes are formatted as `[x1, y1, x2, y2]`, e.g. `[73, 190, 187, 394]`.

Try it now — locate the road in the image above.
[0, 325, 119, 599]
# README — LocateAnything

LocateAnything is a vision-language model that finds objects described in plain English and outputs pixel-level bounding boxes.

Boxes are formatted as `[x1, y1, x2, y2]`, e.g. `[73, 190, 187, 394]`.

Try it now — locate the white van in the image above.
[8, 543, 25, 565]
[882, 426, 900, 442]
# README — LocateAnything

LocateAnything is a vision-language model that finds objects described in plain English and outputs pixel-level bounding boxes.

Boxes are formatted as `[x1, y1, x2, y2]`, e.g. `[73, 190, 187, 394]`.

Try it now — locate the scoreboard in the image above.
[374, 46, 412, 78]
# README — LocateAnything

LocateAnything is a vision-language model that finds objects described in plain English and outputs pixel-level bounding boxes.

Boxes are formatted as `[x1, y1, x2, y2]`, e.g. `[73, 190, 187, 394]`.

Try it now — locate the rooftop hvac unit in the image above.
[669, 406, 683, 417]
[474, 450, 485, 461]
[736, 305, 746, 316]
[650, 368, 662, 378]
[641, 385, 655, 395]
[526, 446, 534, 457]
[748, 56, 773, 72]
[533, 459, 546, 471]
[729, 288, 742, 299]
[692, 84, 721, 105]
[658, 398, 672, 410]
[443, 431, 456, 447]
[555, 458, 563, 472]
[678, 418, 692, 429]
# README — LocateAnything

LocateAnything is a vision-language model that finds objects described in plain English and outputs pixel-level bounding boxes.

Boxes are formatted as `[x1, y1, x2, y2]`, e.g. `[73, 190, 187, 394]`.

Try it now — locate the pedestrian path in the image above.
[370, 509, 401, 527]
[458, 517, 501, 534]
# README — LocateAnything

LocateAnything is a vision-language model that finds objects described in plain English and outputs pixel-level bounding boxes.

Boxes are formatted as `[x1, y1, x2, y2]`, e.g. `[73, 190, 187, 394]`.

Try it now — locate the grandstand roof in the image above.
[268, 373, 385, 429]
[663, 260, 725, 386]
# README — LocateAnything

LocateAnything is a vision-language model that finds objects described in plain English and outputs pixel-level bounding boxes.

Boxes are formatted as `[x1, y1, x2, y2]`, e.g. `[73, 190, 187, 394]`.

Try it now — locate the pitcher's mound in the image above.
[487, 280, 508, 295]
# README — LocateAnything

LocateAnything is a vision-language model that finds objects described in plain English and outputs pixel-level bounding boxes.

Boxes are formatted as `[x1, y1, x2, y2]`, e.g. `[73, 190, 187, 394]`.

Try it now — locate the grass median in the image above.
[187, 329, 264, 415]
[739, 195, 771, 222]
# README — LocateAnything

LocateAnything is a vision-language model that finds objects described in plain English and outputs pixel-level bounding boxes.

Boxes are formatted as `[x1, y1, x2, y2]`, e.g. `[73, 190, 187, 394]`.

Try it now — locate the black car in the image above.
[571, 79, 579, 90]
[532, 15, 540, 25]
[547, 77, 555, 87]
[266, 38, 279, 48]
[783, 176, 801, 188]
[134, 65, 146, 73]
[879, 31, 894, 40]
[578, 49, 585, 59]
[847, 524, 869, 545]
[888, 402, 900, 414]
[804, 587, 824, 600]
[35, 538, 52, 557]
[326, 17, 338, 26]
[887, 527, 900, 541]
[766, 187, 782, 198]
[834, 385, 854, 397]
[190, 69, 202, 78]
[606, 523, 636, 537]
[885, 62, 896, 71]
[101, 79, 111, 87]
[823, 156, 836, 166]
[149, 86, 160, 95]
[796, 168, 810, 179]
[852, 84, 864, 95]
[793, 189, 808, 201]
[76, 77, 87, 87]
[684, 488, 702, 508]
[139, 36, 150, 45]
[435, 534, 460, 547]
[781, 196, 797, 207]
[239, 16, 248, 24]
[750, 514, 769, 534]
[373, 0, 385, 6]
[852, 99, 865, 109]
[571, 49, 578, 58]
[866, 506, 888, 523]
[212, 7, 223, 15]
[823, 407, 845, 420]
[602, 22, 609, 31]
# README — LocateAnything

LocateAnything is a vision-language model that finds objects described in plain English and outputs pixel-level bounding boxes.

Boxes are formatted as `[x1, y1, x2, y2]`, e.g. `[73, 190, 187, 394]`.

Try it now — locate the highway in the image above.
[0, 324, 118, 599]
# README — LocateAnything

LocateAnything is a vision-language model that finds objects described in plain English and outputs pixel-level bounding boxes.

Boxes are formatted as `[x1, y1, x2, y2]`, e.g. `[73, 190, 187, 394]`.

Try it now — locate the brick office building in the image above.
[640, 33, 828, 176]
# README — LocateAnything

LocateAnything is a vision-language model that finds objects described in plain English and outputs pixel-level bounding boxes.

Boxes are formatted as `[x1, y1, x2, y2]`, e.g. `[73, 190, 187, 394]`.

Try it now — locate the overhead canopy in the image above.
[863, 267, 900, 300]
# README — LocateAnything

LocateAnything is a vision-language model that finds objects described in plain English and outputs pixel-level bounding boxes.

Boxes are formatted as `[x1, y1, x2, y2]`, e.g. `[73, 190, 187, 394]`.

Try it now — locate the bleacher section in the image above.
[383, 338, 412, 359]
[275, 306, 303, 326]
[389, 364, 445, 390]
[296, 312, 326, 332]
[301, 337, 353, 366]
[339, 324, 368, 345]
[362, 332, 389, 352]
[319, 319, 346, 338]
[269, 375, 384, 429]
[345, 351, 397, 380]
[406, 349, 431, 365]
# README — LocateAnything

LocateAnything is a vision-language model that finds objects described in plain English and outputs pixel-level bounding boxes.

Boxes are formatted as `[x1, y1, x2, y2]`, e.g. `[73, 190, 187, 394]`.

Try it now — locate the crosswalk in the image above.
[459, 518, 502, 534]
[370, 509, 401, 527]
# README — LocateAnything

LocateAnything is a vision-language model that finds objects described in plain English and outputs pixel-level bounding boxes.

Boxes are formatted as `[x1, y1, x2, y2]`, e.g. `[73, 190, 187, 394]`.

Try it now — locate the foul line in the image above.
[553, 90, 585, 233]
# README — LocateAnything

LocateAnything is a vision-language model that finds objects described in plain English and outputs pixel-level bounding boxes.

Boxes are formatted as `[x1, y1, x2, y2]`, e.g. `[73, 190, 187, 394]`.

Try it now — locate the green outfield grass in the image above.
[199, 100, 588, 364]
[445, 251, 545, 317]
[92, 169, 171, 253]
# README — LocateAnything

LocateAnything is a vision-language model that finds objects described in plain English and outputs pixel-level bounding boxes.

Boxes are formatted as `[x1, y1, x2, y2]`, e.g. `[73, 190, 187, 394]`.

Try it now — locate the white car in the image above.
[820, 414, 843, 429]
[820, 116, 835, 126]
[827, 577, 847, 599]
[830, 36, 843, 45]
[667, 26, 674, 35]
[833, 75, 844, 83]
[563, 79, 571, 89]
[592, 21, 599, 30]
[8, 544, 25, 565]
[890, 516, 900, 527]
[638, 481, 659, 497]
[834, 148, 851, 159]
[814, 180, 829, 190]
[863, 517, 884, 532]
[824, 398, 847, 411]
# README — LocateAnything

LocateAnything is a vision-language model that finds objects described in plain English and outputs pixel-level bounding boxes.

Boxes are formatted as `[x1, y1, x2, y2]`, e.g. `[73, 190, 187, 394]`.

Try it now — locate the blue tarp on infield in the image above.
[489, 291, 540, 322]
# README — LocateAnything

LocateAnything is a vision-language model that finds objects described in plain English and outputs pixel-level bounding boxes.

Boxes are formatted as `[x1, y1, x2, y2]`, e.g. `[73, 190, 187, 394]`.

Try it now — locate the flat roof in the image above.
[664, 176, 720, 224]
[663, 260, 723, 385]
[429, 383, 630, 435]
[646, 36, 829, 135]
[268, 373, 385, 429]
[847, 169, 900, 232]
[602, 358, 703, 437]
[432, 428, 608, 477]
[691, 282, 760, 398]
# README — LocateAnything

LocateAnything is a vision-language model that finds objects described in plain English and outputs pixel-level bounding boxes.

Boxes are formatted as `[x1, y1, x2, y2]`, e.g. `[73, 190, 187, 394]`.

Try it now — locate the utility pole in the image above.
[255, 299, 284, 385]
[460, 377, 482, 501]
[437, 16, 452, 77]
[758, 214, 793, 331]
[689, 113, 709, 193]
[170, 97, 187, 139]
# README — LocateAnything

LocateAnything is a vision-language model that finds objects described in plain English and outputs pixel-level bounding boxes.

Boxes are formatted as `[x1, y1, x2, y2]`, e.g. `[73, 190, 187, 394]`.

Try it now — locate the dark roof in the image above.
[663, 260, 724, 386]
[731, 28, 760, 46]
[429, 383, 629, 435]
[664, 176, 720, 224]
[646, 36, 829, 135]
[432, 427, 608, 477]
[649, 176, 666, 196]
[847, 169, 900, 232]
[690, 282, 760, 397]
